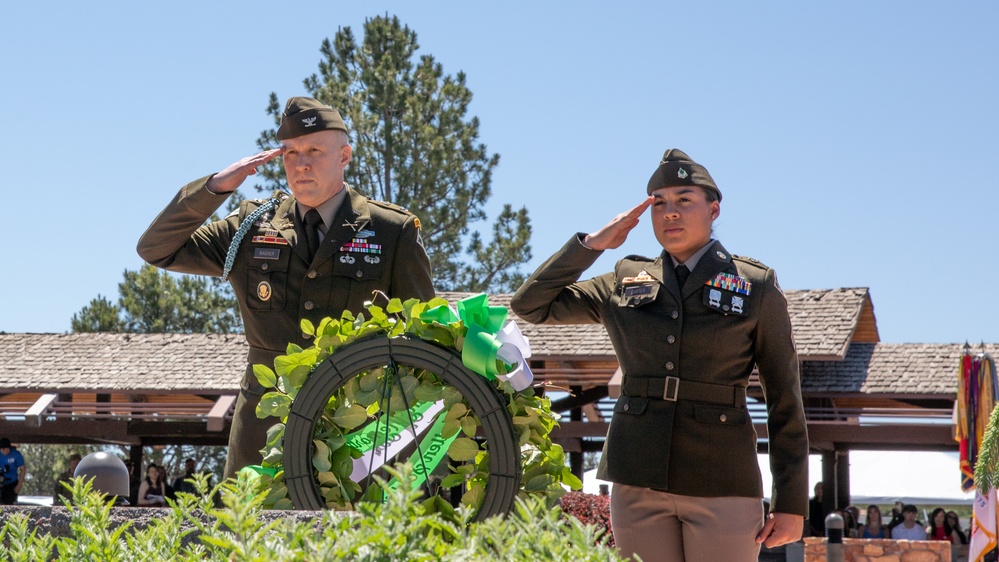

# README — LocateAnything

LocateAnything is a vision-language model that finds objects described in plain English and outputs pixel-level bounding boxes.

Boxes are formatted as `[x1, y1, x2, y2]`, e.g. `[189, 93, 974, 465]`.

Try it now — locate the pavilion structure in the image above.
[0, 287, 975, 511]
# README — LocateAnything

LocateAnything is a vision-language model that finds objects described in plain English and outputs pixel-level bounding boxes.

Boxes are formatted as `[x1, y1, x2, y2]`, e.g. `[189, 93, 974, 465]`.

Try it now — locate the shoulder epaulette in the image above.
[732, 255, 771, 274]
[366, 198, 415, 217]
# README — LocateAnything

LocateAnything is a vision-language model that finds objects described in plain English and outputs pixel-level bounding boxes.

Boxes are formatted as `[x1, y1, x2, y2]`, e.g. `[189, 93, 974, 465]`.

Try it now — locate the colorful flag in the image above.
[971, 488, 998, 562]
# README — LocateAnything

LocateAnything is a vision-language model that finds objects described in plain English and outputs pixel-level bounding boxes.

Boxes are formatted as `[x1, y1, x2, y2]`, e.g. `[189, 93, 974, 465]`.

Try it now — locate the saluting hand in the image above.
[206, 147, 284, 194]
[583, 196, 654, 251]
[756, 512, 804, 548]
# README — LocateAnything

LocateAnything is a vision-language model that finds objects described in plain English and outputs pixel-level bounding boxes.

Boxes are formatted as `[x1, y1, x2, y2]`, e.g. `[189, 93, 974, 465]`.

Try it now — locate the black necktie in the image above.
[304, 209, 323, 262]
[675, 264, 690, 289]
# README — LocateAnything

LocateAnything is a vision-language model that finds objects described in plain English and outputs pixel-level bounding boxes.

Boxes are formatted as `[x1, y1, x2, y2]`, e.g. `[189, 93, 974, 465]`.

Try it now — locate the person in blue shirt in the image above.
[0, 438, 26, 505]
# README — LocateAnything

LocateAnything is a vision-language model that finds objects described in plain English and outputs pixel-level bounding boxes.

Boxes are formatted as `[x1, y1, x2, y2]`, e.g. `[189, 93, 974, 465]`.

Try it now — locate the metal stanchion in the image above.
[825, 512, 844, 562]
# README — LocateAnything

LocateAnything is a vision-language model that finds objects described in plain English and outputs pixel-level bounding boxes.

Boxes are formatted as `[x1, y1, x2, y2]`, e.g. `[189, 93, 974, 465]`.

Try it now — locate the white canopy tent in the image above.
[583, 451, 975, 506]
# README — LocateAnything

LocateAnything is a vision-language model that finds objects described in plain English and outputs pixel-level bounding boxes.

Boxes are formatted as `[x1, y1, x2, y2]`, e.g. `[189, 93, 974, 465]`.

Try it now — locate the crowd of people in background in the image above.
[0, 436, 216, 507]
[809, 482, 970, 544]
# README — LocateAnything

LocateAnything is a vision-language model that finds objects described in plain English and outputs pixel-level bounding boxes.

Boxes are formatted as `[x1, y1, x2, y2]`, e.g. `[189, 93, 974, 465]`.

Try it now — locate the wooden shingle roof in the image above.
[800, 342, 989, 396]
[0, 288, 877, 394]
[0, 332, 246, 394]
[443, 288, 876, 361]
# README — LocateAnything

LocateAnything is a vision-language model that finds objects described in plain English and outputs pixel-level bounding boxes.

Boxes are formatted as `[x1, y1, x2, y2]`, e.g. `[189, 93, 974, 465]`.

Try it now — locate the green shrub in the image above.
[0, 466, 623, 561]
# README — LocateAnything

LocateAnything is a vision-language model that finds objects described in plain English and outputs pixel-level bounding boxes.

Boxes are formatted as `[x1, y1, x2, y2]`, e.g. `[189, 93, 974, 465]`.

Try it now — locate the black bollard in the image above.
[825, 512, 844, 562]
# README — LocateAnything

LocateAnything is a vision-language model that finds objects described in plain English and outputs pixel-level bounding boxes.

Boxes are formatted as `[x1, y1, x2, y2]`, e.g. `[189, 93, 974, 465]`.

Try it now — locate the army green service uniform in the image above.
[512, 147, 807, 561]
[137, 178, 434, 477]
[511, 236, 807, 559]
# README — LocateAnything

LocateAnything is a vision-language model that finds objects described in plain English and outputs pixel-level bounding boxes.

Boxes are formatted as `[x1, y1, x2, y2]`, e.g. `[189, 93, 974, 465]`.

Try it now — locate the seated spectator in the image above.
[137, 464, 167, 507]
[926, 507, 960, 544]
[838, 509, 858, 538]
[858, 504, 888, 539]
[891, 504, 927, 540]
[888, 500, 908, 532]
[172, 458, 202, 496]
[52, 453, 82, 504]
[947, 511, 968, 545]
[845, 505, 861, 537]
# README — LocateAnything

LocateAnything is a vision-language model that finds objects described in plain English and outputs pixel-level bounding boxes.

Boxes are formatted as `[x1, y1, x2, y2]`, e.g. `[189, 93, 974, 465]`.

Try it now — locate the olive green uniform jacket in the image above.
[137, 176, 434, 476]
[510, 236, 808, 516]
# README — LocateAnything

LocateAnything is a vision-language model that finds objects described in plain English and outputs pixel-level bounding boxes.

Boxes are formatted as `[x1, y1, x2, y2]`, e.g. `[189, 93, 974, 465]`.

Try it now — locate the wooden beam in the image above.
[608, 368, 622, 399]
[24, 393, 57, 427]
[550, 386, 609, 413]
[207, 395, 237, 432]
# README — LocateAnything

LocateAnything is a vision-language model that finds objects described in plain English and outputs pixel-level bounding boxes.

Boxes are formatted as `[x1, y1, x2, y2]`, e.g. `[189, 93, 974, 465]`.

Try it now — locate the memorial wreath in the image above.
[244, 293, 581, 519]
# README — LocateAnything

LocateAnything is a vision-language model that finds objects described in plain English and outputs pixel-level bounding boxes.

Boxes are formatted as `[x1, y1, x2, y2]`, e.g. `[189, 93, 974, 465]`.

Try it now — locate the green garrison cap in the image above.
[646, 148, 721, 201]
[276, 97, 348, 140]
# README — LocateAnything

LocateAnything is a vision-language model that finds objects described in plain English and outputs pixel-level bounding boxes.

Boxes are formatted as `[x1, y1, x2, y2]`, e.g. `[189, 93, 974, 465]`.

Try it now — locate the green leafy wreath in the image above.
[244, 295, 582, 518]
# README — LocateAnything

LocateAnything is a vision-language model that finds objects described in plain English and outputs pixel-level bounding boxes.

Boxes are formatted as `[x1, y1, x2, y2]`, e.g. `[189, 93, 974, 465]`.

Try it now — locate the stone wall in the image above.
[802, 537, 966, 562]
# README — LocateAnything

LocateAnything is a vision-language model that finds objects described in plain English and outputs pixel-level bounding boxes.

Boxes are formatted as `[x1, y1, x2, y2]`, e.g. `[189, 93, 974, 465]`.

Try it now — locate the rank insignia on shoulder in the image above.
[705, 272, 751, 296]
[413, 218, 421, 230]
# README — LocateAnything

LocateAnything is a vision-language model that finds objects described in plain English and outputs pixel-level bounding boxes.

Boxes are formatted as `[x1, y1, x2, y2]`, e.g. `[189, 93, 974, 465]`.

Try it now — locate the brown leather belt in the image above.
[622, 376, 746, 407]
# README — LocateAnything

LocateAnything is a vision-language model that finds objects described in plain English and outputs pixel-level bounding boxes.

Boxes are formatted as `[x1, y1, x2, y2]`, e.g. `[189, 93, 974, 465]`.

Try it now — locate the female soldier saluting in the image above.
[511, 149, 808, 562]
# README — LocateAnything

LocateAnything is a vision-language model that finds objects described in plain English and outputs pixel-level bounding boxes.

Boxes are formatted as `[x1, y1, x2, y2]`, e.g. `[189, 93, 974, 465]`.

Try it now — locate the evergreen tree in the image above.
[71, 265, 241, 334]
[254, 15, 532, 292]
[71, 295, 124, 333]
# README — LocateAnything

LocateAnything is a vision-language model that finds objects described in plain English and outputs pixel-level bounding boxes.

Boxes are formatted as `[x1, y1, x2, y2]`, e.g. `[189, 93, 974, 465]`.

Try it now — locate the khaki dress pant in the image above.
[611, 483, 764, 562]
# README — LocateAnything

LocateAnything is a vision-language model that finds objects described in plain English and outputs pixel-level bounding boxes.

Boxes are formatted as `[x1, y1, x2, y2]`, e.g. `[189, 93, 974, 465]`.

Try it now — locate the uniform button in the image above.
[667, 335, 676, 344]
[304, 301, 314, 310]
[719, 414, 728, 423]
[671, 310, 679, 319]
[307, 270, 317, 279]
[666, 362, 674, 371]
[261, 263, 269, 271]
[356, 271, 363, 278]
[623, 403, 630, 412]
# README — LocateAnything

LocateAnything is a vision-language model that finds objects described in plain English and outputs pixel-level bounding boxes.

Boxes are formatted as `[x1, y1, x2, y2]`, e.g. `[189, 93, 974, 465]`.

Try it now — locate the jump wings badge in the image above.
[702, 272, 751, 315]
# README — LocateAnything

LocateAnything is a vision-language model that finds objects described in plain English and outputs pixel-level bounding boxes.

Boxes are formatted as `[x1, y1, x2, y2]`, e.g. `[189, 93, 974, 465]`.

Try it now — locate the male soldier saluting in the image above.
[138, 97, 434, 479]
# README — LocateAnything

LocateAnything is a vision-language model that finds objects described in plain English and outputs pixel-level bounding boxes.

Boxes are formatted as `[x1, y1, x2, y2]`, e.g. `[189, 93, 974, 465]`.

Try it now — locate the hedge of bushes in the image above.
[0, 466, 622, 561]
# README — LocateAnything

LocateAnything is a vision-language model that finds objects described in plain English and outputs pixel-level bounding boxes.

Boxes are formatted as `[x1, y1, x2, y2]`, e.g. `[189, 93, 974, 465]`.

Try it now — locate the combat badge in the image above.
[257, 281, 272, 302]
[702, 272, 751, 315]
[619, 269, 659, 308]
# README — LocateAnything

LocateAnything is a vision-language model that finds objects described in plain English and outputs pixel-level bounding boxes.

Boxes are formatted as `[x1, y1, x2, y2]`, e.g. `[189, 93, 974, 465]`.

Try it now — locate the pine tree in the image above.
[71, 266, 241, 334]
[254, 15, 532, 292]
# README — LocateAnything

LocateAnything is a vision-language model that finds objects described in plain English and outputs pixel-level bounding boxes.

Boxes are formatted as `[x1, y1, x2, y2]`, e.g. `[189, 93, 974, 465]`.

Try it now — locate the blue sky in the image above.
[3, 2, 998, 344]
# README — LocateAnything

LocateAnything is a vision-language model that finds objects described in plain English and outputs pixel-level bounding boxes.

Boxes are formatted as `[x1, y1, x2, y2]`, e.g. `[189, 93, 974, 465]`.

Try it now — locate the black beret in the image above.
[276, 97, 348, 140]
[646, 148, 721, 201]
